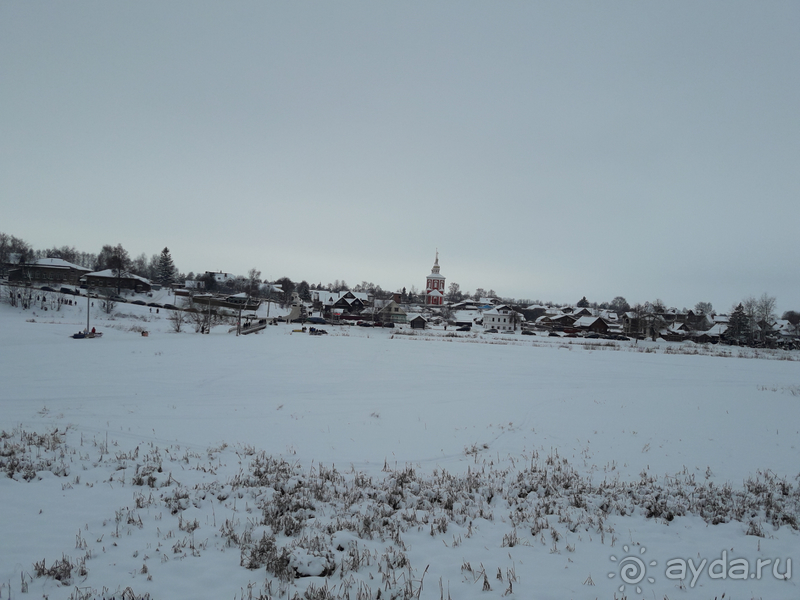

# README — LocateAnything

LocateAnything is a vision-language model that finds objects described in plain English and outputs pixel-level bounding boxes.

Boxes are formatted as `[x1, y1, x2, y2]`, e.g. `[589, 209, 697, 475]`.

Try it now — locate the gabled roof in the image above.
[483, 304, 512, 315]
[83, 269, 151, 284]
[698, 324, 727, 337]
[572, 316, 604, 328]
[451, 300, 481, 309]
[374, 298, 405, 311]
[775, 320, 798, 336]
[549, 313, 578, 323]
[36, 258, 91, 271]
[315, 290, 369, 306]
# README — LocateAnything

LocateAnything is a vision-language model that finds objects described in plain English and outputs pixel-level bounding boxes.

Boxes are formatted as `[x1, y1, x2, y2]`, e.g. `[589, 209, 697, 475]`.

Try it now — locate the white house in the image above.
[205, 271, 236, 284]
[482, 305, 521, 331]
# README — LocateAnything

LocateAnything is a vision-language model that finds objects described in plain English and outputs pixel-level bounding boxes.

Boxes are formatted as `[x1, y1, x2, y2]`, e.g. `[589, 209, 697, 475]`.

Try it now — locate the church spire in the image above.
[431, 250, 440, 275]
[425, 250, 445, 305]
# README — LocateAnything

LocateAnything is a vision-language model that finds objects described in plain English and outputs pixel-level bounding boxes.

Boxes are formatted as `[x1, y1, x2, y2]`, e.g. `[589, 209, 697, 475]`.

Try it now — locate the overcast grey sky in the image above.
[2, 2, 798, 312]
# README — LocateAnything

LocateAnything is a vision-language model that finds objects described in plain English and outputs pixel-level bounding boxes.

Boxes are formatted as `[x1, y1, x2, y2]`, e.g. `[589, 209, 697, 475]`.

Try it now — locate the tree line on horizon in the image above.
[2, 232, 796, 325]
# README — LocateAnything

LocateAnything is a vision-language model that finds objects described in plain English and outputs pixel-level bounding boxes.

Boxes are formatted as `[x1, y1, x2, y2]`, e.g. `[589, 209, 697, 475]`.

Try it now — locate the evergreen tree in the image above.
[274, 277, 295, 306]
[157, 247, 177, 286]
[727, 303, 750, 343]
[577, 296, 590, 308]
[296, 280, 311, 302]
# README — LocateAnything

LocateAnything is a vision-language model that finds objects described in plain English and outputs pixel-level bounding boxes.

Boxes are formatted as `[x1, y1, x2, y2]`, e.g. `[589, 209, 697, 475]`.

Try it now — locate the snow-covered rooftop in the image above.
[83, 269, 151, 284]
[36, 257, 91, 271]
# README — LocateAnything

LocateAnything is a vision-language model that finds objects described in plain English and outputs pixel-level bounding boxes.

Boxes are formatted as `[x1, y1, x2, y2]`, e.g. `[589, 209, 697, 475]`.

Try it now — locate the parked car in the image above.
[60, 287, 78, 295]
[147, 302, 162, 308]
[307, 317, 327, 324]
[163, 304, 178, 310]
[382, 322, 395, 328]
[484, 328, 498, 333]
[457, 325, 471, 332]
[357, 321, 373, 327]
[131, 300, 147, 306]
[548, 331, 561, 337]
[40, 286, 56, 292]
[521, 330, 535, 336]
[584, 333, 601, 339]
[110, 295, 127, 303]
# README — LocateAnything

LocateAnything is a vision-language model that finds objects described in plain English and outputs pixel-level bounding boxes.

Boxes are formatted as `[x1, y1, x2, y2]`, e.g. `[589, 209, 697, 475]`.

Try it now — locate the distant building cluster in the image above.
[3, 251, 798, 349]
[6, 257, 152, 293]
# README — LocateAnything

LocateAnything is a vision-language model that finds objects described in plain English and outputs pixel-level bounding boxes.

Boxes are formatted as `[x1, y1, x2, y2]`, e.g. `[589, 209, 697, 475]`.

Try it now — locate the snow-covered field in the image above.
[1, 292, 799, 599]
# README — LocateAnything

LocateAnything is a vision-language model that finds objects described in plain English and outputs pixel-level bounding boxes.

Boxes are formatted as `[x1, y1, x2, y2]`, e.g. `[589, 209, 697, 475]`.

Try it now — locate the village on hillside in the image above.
[1, 236, 797, 349]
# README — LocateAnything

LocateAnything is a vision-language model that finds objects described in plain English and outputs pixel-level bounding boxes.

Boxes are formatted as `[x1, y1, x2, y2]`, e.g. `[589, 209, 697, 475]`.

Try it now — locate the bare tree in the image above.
[168, 307, 188, 333]
[755, 293, 777, 324]
[742, 296, 758, 321]
[609, 296, 630, 314]
[0, 232, 33, 266]
[641, 302, 666, 340]
[2, 282, 26, 308]
[131, 253, 149, 278]
[694, 301, 713, 315]
[101, 294, 116, 315]
[246, 268, 262, 297]
[742, 296, 759, 343]
[447, 282, 462, 303]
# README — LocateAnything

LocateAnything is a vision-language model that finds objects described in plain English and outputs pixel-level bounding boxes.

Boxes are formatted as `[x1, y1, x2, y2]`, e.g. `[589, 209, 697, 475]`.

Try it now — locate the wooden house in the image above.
[409, 315, 427, 329]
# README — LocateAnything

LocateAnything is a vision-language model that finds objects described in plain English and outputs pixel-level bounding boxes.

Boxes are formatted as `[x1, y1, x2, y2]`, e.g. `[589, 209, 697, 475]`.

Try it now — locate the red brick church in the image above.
[425, 251, 445, 306]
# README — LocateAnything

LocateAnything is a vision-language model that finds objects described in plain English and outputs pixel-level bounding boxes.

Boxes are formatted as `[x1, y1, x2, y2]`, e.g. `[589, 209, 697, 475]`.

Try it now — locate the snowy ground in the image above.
[1, 290, 799, 599]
